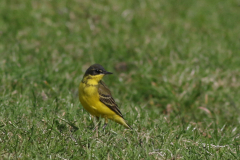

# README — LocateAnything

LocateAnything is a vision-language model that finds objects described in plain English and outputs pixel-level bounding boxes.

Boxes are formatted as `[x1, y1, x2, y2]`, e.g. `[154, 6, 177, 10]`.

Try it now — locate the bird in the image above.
[79, 64, 131, 129]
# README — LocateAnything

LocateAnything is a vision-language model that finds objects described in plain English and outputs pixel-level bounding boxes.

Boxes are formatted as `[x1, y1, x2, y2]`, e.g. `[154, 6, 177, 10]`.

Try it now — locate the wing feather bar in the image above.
[98, 81, 123, 118]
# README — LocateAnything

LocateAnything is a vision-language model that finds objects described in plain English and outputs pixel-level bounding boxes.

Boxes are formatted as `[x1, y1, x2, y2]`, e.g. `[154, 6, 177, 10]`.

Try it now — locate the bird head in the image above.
[83, 64, 112, 82]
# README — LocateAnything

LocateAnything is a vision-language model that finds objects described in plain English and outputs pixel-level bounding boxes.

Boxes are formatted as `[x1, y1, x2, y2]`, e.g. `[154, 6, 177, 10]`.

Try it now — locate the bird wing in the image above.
[98, 80, 123, 118]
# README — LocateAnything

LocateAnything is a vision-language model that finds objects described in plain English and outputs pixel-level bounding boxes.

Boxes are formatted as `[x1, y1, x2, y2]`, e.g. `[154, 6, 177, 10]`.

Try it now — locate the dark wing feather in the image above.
[98, 80, 123, 118]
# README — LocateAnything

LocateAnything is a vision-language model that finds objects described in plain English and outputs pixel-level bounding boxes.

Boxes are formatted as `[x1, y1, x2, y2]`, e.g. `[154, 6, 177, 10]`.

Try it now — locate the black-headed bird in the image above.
[79, 64, 131, 129]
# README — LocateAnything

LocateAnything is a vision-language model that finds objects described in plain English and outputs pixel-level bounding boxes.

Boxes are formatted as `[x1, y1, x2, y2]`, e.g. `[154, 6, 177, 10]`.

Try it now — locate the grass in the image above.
[0, 0, 240, 159]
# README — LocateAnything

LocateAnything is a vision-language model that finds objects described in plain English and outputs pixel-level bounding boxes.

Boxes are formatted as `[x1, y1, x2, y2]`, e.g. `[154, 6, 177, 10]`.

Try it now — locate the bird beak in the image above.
[104, 71, 113, 75]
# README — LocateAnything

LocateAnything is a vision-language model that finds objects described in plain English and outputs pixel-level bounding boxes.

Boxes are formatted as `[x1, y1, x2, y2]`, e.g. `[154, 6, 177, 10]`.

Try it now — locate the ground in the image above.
[0, 0, 240, 159]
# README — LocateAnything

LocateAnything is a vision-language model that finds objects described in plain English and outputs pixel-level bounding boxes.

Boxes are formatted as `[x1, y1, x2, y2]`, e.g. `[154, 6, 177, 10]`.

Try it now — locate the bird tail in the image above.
[114, 116, 132, 129]
[124, 122, 132, 129]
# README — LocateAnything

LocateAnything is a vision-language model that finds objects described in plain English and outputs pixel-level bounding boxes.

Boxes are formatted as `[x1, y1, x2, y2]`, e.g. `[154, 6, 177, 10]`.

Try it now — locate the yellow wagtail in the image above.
[79, 64, 131, 129]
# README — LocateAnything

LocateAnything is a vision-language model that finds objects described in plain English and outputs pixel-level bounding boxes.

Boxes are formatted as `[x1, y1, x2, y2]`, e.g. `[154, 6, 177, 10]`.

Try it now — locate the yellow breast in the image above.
[79, 82, 117, 118]
[79, 82, 99, 116]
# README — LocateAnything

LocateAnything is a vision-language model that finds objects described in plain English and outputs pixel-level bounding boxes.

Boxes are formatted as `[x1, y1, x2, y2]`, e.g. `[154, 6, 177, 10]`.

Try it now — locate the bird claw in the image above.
[102, 123, 108, 130]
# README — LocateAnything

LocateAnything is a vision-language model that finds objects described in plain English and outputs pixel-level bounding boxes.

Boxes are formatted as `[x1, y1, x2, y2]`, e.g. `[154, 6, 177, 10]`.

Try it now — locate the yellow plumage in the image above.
[78, 64, 131, 129]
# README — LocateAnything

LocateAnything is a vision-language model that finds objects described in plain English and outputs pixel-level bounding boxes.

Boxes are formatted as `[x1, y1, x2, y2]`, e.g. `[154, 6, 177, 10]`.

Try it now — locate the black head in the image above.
[84, 64, 112, 76]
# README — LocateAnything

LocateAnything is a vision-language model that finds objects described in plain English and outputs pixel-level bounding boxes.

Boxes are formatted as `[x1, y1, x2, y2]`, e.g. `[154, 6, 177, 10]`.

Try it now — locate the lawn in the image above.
[0, 0, 240, 159]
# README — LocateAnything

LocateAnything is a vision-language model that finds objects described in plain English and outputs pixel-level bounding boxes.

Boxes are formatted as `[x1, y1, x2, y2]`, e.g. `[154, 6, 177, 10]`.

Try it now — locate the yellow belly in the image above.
[79, 82, 116, 118]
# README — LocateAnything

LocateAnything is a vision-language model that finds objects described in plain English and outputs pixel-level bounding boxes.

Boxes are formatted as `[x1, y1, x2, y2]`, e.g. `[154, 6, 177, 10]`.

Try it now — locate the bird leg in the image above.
[102, 123, 108, 130]
[102, 118, 108, 130]
[92, 116, 100, 131]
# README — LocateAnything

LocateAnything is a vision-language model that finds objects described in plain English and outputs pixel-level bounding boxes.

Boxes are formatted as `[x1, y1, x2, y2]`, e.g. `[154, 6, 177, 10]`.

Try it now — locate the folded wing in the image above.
[98, 80, 123, 118]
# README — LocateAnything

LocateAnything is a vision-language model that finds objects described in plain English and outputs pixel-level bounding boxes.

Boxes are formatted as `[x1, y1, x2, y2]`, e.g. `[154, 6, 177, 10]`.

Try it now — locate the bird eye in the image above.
[96, 69, 102, 73]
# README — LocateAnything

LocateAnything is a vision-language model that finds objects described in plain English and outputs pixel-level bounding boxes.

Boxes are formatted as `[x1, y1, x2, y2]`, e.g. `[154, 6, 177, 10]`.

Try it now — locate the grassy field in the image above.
[1, 0, 240, 159]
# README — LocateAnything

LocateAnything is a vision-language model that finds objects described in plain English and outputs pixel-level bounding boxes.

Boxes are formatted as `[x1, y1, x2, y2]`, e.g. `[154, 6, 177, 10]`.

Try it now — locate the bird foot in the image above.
[102, 123, 108, 130]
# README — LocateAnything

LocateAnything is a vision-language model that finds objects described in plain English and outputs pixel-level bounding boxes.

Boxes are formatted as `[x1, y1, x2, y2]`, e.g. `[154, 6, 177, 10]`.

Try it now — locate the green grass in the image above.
[0, 0, 240, 159]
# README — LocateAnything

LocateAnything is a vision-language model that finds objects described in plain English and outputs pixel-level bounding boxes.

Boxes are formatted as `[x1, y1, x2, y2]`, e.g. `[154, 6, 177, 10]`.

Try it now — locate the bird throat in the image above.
[81, 79, 98, 87]
[82, 75, 103, 87]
